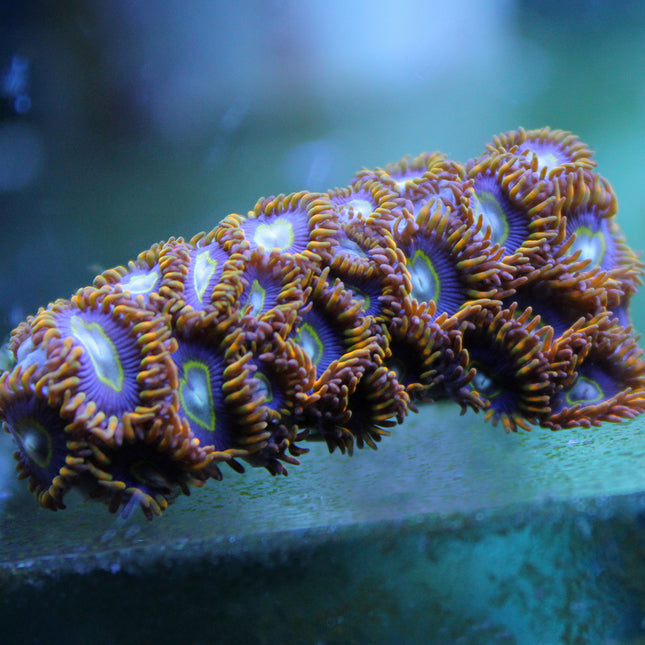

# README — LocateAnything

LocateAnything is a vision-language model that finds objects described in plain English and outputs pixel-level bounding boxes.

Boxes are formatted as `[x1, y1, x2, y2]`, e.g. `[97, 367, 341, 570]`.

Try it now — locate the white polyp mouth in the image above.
[245, 280, 266, 317]
[120, 267, 160, 296]
[534, 150, 561, 172]
[347, 286, 371, 313]
[296, 323, 323, 367]
[15, 420, 51, 468]
[192, 250, 218, 304]
[345, 198, 373, 220]
[71, 315, 123, 392]
[569, 230, 605, 267]
[338, 237, 367, 260]
[566, 375, 603, 405]
[15, 338, 46, 372]
[180, 362, 215, 431]
[471, 367, 499, 398]
[253, 218, 295, 251]
[254, 372, 272, 403]
[472, 191, 508, 246]
[519, 140, 565, 173]
[409, 250, 437, 303]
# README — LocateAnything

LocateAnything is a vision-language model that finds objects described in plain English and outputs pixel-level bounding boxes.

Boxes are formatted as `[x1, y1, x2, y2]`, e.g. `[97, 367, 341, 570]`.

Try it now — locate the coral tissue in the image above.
[1, 127, 643, 518]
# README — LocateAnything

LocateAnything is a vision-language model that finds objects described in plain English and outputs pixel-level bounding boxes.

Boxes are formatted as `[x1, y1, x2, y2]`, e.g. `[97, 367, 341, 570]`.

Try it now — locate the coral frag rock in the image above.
[2, 127, 644, 518]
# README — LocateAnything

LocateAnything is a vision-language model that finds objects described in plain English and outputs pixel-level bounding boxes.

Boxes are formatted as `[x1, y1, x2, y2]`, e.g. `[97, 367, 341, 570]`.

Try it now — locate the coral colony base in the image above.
[1, 127, 645, 519]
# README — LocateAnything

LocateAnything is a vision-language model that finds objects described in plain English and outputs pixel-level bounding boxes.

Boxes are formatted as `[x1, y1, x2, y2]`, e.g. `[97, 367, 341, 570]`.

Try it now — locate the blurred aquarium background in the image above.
[2, 0, 645, 338]
[3, 1, 645, 644]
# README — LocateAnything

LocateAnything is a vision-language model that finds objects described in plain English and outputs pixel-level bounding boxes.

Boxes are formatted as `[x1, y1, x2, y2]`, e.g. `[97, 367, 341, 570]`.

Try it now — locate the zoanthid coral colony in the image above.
[1, 127, 644, 519]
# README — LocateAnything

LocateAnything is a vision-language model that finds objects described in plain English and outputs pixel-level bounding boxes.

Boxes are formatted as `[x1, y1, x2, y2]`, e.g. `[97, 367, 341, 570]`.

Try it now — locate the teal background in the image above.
[2, 2, 645, 644]
[1, 1, 644, 337]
